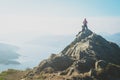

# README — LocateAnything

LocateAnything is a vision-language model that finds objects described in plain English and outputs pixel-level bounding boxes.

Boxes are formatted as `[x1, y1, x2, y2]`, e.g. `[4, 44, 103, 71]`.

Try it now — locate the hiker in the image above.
[82, 18, 88, 31]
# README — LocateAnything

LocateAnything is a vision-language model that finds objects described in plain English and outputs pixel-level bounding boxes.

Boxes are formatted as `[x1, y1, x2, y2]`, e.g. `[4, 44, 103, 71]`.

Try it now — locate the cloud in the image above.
[0, 43, 20, 65]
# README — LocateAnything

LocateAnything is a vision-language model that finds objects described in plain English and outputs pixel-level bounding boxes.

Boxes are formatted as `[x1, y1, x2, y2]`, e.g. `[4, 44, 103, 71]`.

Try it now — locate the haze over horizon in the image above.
[0, 0, 120, 45]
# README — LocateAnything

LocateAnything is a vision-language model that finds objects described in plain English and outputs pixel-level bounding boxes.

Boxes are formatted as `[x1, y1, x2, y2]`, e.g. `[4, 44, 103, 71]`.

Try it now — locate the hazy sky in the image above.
[0, 0, 120, 44]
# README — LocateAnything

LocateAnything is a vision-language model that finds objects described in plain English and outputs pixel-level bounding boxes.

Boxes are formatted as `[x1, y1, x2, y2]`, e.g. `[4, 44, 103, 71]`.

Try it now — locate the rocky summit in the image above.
[22, 21, 120, 80]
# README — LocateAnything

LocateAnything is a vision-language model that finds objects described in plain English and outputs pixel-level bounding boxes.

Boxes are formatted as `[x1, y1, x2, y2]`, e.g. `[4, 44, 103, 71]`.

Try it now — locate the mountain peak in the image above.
[76, 29, 93, 41]
[23, 19, 120, 80]
[75, 18, 93, 41]
[60, 19, 120, 64]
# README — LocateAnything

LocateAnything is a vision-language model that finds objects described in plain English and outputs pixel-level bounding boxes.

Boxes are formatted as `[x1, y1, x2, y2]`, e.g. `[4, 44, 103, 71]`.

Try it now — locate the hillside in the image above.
[22, 24, 120, 80]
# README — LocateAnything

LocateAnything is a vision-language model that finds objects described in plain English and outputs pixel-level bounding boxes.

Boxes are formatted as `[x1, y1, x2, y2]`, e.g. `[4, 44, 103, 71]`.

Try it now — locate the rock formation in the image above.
[23, 20, 120, 80]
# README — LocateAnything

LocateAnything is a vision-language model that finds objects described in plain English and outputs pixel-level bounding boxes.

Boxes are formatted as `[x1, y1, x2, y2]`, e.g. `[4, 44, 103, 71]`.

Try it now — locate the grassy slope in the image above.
[0, 69, 27, 80]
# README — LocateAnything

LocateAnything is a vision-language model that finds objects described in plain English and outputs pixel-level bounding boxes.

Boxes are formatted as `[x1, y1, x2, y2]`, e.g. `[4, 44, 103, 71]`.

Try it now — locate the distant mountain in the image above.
[101, 32, 120, 46]
[0, 43, 20, 65]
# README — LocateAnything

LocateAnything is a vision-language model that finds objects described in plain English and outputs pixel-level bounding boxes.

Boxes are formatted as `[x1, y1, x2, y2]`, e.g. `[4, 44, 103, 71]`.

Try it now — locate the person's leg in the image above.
[82, 26, 85, 31]
[84, 25, 88, 30]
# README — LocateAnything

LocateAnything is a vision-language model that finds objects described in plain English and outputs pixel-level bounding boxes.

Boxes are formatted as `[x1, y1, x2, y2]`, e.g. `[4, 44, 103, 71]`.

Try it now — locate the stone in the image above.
[33, 55, 74, 74]
[95, 60, 108, 71]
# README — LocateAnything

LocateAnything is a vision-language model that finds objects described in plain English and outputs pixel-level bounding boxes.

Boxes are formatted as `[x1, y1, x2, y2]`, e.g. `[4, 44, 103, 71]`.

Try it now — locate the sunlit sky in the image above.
[0, 0, 120, 44]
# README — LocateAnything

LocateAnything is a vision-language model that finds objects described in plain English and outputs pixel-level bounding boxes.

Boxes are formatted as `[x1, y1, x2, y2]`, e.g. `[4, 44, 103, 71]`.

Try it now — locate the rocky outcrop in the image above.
[33, 54, 74, 74]
[95, 60, 108, 71]
[23, 28, 120, 80]
[61, 29, 120, 65]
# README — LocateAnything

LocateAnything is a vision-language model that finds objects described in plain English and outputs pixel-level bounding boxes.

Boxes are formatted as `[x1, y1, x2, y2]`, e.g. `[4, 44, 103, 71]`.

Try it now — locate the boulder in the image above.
[34, 55, 74, 74]
[95, 60, 108, 71]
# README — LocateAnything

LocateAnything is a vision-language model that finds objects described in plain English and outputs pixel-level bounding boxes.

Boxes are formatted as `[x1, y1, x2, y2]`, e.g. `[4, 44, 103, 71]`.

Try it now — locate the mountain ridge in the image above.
[22, 27, 120, 80]
[61, 29, 120, 64]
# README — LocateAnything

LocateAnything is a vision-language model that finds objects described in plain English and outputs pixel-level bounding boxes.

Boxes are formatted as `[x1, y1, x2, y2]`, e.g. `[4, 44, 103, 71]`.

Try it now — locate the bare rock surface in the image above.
[24, 29, 120, 80]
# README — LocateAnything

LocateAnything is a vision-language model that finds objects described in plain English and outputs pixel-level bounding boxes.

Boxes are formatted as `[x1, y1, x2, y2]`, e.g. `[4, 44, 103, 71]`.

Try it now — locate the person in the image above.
[82, 18, 88, 31]
[83, 18, 87, 26]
